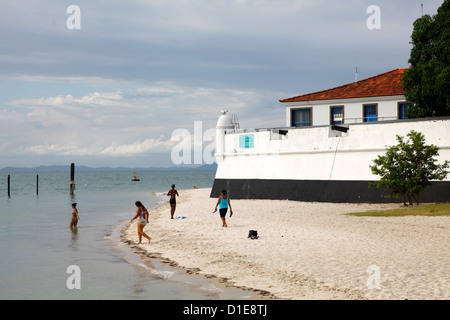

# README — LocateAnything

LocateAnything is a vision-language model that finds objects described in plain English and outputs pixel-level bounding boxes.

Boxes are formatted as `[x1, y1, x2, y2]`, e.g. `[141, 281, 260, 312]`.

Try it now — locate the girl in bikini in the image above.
[70, 203, 80, 230]
[131, 201, 151, 244]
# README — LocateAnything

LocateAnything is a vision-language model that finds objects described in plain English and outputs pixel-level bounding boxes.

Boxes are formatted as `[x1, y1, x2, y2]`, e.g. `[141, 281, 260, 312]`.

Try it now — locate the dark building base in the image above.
[211, 178, 450, 203]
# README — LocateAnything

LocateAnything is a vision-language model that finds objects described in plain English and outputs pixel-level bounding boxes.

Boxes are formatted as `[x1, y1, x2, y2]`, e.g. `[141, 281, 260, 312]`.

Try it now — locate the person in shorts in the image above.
[213, 189, 233, 227]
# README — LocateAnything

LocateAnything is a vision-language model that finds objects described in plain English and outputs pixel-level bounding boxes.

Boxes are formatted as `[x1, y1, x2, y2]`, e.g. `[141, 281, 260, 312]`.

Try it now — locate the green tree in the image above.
[370, 130, 449, 205]
[402, 0, 450, 117]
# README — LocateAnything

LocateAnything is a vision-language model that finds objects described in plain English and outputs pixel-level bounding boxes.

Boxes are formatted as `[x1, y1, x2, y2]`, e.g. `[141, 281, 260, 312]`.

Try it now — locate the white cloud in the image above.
[26, 144, 93, 156]
[1, 81, 282, 164]
[11, 92, 126, 108]
[24, 137, 176, 157]
[100, 138, 176, 156]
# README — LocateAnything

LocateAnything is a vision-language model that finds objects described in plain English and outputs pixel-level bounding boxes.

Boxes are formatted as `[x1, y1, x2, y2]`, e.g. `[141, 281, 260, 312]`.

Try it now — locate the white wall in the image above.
[215, 118, 450, 182]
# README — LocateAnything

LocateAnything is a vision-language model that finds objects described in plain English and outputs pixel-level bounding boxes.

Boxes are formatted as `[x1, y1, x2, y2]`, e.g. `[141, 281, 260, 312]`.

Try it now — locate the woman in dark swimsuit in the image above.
[167, 184, 179, 219]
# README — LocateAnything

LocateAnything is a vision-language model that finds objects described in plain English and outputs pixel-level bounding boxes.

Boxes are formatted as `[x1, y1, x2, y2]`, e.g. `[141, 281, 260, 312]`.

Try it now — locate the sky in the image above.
[0, 0, 444, 168]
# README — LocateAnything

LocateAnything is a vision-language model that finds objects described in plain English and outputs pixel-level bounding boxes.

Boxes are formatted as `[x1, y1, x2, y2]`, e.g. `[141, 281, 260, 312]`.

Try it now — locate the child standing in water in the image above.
[70, 203, 80, 230]
[131, 201, 151, 244]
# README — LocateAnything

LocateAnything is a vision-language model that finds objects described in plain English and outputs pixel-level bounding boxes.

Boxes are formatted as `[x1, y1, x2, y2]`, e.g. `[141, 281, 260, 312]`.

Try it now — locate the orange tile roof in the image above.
[280, 68, 408, 103]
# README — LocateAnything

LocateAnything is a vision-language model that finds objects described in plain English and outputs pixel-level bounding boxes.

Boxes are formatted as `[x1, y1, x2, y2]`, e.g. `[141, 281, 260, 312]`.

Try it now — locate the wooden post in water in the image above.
[36, 174, 39, 196]
[7, 175, 10, 198]
[70, 163, 75, 195]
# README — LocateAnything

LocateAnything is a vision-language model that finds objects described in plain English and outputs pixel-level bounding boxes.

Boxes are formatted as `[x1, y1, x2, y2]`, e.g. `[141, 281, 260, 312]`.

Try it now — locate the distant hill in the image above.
[0, 164, 217, 172]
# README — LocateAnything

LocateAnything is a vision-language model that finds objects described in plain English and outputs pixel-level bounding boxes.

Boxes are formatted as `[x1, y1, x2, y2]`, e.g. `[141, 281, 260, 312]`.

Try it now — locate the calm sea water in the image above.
[0, 170, 252, 300]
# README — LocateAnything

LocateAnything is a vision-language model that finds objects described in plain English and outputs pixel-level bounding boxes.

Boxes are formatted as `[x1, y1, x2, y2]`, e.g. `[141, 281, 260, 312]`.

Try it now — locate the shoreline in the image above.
[120, 233, 276, 300]
[120, 192, 273, 299]
[122, 188, 450, 300]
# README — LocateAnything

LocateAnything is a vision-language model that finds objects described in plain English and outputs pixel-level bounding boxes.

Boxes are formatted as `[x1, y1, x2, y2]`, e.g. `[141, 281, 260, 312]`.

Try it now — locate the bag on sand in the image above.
[248, 230, 258, 239]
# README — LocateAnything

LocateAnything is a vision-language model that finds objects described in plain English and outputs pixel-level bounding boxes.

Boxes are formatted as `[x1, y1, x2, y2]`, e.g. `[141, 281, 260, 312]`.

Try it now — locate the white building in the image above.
[212, 69, 450, 203]
[280, 68, 411, 127]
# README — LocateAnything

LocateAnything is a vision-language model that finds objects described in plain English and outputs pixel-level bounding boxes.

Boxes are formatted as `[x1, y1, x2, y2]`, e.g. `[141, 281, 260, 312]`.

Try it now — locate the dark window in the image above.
[291, 109, 311, 127]
[331, 106, 344, 124]
[398, 103, 411, 119]
[364, 105, 377, 122]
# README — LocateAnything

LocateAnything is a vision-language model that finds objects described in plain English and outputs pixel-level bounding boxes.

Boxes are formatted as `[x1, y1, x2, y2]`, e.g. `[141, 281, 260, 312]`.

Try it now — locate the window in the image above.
[239, 134, 254, 148]
[398, 103, 411, 119]
[330, 106, 344, 125]
[363, 104, 377, 122]
[291, 108, 312, 127]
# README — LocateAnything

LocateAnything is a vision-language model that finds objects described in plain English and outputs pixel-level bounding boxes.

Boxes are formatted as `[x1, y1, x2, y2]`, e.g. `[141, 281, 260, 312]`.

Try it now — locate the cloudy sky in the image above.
[0, 0, 443, 168]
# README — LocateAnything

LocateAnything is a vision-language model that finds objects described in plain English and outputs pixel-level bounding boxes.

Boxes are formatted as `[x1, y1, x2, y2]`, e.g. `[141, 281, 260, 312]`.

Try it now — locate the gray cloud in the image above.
[0, 0, 444, 167]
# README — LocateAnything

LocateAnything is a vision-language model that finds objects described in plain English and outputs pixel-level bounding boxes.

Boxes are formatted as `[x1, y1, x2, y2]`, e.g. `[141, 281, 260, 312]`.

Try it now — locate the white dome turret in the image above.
[216, 110, 235, 130]
[215, 110, 236, 163]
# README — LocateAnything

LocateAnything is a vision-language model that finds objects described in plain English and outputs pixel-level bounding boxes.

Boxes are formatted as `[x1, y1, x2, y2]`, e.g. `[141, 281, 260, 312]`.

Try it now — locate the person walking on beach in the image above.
[213, 189, 233, 227]
[70, 203, 80, 230]
[131, 201, 151, 244]
[167, 184, 179, 219]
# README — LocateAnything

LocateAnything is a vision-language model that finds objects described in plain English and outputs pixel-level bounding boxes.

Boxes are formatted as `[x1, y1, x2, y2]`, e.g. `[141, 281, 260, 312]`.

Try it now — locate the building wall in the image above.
[283, 95, 407, 126]
[212, 117, 450, 202]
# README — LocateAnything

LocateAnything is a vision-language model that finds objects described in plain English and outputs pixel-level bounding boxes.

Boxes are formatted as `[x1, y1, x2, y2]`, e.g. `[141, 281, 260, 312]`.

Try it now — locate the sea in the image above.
[0, 170, 254, 300]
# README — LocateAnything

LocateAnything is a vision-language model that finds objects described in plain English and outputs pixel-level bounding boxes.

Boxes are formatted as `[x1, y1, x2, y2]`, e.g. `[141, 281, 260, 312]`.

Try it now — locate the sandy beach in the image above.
[122, 188, 449, 300]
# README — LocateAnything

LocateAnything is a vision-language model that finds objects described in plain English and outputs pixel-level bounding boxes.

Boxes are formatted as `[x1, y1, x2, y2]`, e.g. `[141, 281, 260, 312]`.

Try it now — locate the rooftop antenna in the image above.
[232, 113, 240, 130]
[355, 66, 360, 82]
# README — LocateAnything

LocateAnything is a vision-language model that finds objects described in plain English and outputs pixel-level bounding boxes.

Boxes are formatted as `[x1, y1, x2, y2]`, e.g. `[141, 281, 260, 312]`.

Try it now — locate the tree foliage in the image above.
[402, 0, 450, 117]
[370, 130, 449, 205]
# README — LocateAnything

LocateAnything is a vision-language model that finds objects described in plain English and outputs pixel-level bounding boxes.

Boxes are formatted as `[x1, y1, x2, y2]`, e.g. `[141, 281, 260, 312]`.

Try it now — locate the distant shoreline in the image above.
[0, 164, 217, 172]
